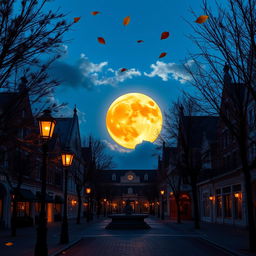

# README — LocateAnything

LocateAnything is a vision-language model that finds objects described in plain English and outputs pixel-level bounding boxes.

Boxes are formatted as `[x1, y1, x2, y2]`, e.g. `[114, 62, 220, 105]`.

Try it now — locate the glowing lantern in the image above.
[86, 187, 91, 194]
[37, 110, 56, 140]
[209, 196, 214, 201]
[61, 149, 74, 167]
[160, 190, 165, 195]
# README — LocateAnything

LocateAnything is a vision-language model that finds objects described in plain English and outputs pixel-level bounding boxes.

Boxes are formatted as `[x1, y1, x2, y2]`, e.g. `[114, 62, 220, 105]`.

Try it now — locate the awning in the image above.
[36, 192, 54, 203]
[55, 195, 64, 204]
[15, 189, 36, 202]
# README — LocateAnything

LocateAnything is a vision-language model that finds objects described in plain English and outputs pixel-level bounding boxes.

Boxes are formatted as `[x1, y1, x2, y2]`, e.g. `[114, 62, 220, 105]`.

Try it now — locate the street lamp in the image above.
[34, 110, 56, 256]
[160, 190, 165, 220]
[86, 187, 91, 222]
[60, 148, 74, 244]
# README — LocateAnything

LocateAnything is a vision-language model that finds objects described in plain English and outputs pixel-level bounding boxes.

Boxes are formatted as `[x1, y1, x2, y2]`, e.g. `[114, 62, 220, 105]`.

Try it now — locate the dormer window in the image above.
[144, 174, 148, 181]
[112, 173, 116, 181]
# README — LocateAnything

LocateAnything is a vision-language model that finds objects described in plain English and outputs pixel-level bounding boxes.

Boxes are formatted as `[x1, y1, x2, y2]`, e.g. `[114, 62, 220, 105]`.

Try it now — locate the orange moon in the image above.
[106, 93, 163, 149]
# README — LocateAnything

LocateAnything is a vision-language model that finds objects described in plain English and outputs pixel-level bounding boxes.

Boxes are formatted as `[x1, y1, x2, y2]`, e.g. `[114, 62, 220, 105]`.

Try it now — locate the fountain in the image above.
[105, 200, 151, 230]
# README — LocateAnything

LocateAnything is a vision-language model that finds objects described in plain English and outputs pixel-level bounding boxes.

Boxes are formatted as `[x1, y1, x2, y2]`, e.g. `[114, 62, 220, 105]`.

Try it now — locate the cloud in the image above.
[108, 141, 159, 169]
[103, 140, 131, 153]
[49, 54, 141, 89]
[144, 60, 195, 84]
[45, 94, 86, 124]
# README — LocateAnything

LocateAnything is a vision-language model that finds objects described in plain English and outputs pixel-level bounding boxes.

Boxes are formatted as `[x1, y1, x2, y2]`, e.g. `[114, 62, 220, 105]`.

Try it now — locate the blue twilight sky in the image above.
[45, 0, 212, 169]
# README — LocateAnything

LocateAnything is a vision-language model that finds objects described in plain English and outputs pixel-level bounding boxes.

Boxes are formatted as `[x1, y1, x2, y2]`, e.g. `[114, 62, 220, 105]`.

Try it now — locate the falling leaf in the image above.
[161, 32, 169, 40]
[123, 16, 130, 26]
[91, 11, 100, 15]
[120, 68, 128, 72]
[159, 52, 167, 58]
[74, 17, 81, 23]
[137, 40, 144, 43]
[195, 15, 209, 24]
[5, 242, 14, 246]
[97, 37, 106, 44]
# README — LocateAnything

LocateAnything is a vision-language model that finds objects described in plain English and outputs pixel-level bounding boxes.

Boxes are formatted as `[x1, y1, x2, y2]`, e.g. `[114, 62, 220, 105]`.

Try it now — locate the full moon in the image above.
[106, 93, 163, 149]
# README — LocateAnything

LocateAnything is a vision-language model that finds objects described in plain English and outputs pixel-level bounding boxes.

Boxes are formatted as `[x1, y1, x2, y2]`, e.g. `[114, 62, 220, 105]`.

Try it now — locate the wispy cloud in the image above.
[49, 53, 141, 89]
[144, 60, 195, 83]
[103, 140, 131, 153]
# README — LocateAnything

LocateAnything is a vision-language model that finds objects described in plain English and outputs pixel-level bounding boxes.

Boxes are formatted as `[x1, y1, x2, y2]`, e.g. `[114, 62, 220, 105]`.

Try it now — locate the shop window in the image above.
[216, 195, 222, 217]
[17, 202, 30, 217]
[223, 194, 232, 218]
[234, 192, 242, 219]
[202, 192, 210, 217]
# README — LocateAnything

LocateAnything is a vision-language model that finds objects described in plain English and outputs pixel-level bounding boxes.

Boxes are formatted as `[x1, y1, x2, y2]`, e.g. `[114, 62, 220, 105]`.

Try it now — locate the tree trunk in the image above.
[11, 196, 17, 237]
[175, 198, 181, 224]
[76, 190, 82, 224]
[191, 175, 200, 229]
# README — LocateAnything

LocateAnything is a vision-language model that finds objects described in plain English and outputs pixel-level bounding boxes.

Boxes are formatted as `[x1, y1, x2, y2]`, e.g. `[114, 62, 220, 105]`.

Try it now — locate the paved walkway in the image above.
[55, 218, 248, 256]
[162, 219, 256, 256]
[0, 217, 102, 256]
[1, 216, 255, 256]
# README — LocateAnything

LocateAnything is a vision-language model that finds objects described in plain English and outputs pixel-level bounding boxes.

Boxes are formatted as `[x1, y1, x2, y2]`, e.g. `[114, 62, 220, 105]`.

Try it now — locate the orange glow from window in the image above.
[71, 200, 77, 206]
[234, 192, 242, 199]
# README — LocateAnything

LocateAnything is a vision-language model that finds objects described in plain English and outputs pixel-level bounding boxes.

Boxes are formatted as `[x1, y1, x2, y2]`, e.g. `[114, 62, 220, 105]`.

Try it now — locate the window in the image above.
[112, 173, 116, 181]
[233, 184, 242, 220]
[17, 202, 30, 217]
[202, 192, 210, 217]
[216, 195, 222, 217]
[144, 174, 148, 181]
[128, 187, 133, 194]
[223, 194, 232, 218]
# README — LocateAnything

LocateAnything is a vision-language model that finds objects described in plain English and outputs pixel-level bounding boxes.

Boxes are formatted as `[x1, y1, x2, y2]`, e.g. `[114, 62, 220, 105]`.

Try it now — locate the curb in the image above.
[50, 238, 82, 256]
[199, 236, 248, 256]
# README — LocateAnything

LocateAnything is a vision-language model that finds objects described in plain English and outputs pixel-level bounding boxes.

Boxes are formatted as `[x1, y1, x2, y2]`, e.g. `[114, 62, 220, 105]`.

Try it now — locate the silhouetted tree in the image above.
[185, 0, 256, 250]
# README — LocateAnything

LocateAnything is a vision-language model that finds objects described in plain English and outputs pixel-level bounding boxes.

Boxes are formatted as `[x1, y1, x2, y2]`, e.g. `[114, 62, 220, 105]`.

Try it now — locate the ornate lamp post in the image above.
[34, 110, 56, 256]
[60, 148, 74, 244]
[85, 187, 91, 222]
[160, 190, 165, 220]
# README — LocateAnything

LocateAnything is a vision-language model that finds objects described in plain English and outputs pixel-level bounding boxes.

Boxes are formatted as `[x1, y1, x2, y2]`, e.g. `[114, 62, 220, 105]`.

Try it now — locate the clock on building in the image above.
[127, 174, 134, 181]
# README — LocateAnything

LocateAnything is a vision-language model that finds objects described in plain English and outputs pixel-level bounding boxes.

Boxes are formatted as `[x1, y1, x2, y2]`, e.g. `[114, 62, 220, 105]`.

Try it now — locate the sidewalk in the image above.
[161, 218, 256, 256]
[0, 217, 105, 256]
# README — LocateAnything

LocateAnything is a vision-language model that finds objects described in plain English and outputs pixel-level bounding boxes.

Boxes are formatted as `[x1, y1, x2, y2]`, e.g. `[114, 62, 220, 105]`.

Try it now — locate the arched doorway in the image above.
[0, 183, 7, 229]
[169, 193, 192, 221]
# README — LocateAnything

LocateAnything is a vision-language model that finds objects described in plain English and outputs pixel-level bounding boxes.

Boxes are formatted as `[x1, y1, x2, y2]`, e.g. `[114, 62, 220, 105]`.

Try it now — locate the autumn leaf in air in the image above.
[120, 68, 128, 72]
[161, 32, 169, 40]
[97, 37, 106, 44]
[123, 16, 131, 26]
[159, 52, 167, 58]
[91, 11, 100, 15]
[137, 40, 144, 43]
[195, 15, 209, 24]
[74, 17, 81, 23]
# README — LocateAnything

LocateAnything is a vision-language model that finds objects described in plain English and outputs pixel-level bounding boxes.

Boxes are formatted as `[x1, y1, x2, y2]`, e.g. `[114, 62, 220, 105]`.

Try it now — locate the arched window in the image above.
[144, 174, 148, 181]
[112, 173, 116, 181]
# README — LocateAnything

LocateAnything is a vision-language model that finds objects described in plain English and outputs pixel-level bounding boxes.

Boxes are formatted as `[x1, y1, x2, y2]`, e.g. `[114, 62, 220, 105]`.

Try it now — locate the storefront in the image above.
[13, 188, 35, 227]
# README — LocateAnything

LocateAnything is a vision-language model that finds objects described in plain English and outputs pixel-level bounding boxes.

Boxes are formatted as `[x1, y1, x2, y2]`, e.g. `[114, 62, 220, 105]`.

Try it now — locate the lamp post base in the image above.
[34, 225, 48, 256]
[60, 218, 69, 244]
